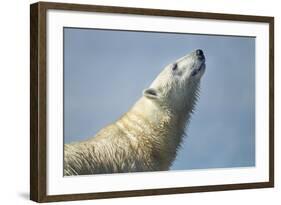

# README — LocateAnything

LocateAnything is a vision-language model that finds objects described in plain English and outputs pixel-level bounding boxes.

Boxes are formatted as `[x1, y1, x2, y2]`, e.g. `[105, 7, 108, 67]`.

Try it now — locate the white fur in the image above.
[64, 50, 206, 175]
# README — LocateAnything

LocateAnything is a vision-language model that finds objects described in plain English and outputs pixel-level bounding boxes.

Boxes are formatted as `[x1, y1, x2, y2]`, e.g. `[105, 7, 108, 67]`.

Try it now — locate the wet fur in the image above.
[64, 51, 204, 176]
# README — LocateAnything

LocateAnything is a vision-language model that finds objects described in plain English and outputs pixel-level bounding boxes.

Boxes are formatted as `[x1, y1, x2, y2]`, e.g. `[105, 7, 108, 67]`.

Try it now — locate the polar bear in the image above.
[64, 49, 206, 176]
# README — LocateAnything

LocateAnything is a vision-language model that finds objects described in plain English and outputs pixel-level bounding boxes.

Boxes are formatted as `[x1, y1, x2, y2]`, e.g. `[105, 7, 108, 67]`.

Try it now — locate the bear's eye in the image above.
[172, 63, 177, 71]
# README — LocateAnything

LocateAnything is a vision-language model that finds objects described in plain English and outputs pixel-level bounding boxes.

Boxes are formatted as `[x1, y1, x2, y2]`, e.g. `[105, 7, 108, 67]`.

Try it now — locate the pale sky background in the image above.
[63, 27, 255, 171]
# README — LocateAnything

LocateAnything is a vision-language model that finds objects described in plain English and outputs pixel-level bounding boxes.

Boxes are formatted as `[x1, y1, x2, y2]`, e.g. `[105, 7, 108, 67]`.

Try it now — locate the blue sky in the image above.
[63, 27, 255, 170]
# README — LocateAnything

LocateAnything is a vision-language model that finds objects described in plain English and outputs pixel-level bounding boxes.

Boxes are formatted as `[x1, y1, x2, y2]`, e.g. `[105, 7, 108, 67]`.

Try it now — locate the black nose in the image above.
[196, 49, 204, 56]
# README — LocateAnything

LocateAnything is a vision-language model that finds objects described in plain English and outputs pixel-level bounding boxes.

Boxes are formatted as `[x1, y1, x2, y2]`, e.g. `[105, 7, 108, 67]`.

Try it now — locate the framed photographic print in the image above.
[30, 1, 274, 202]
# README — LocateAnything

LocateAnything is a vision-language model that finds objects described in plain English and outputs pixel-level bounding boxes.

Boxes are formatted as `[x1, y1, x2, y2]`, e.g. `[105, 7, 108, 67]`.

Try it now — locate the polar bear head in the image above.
[143, 49, 206, 112]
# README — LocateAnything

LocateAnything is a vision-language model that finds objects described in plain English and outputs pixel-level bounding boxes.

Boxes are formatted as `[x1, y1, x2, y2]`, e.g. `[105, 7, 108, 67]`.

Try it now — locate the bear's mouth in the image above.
[191, 62, 205, 77]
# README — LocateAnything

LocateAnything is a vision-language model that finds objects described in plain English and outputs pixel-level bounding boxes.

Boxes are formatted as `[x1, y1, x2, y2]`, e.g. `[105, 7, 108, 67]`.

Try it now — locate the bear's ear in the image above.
[143, 88, 159, 99]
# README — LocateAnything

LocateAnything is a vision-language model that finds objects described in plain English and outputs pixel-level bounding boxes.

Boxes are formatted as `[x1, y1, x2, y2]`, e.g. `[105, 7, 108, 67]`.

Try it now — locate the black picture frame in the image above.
[30, 1, 274, 202]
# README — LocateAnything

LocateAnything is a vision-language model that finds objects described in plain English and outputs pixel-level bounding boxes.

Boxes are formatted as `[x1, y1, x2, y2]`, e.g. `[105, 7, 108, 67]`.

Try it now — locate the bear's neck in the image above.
[128, 88, 199, 169]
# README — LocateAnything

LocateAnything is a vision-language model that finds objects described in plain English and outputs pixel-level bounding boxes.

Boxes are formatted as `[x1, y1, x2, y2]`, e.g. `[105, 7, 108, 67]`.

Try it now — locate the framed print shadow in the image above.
[30, 1, 274, 203]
